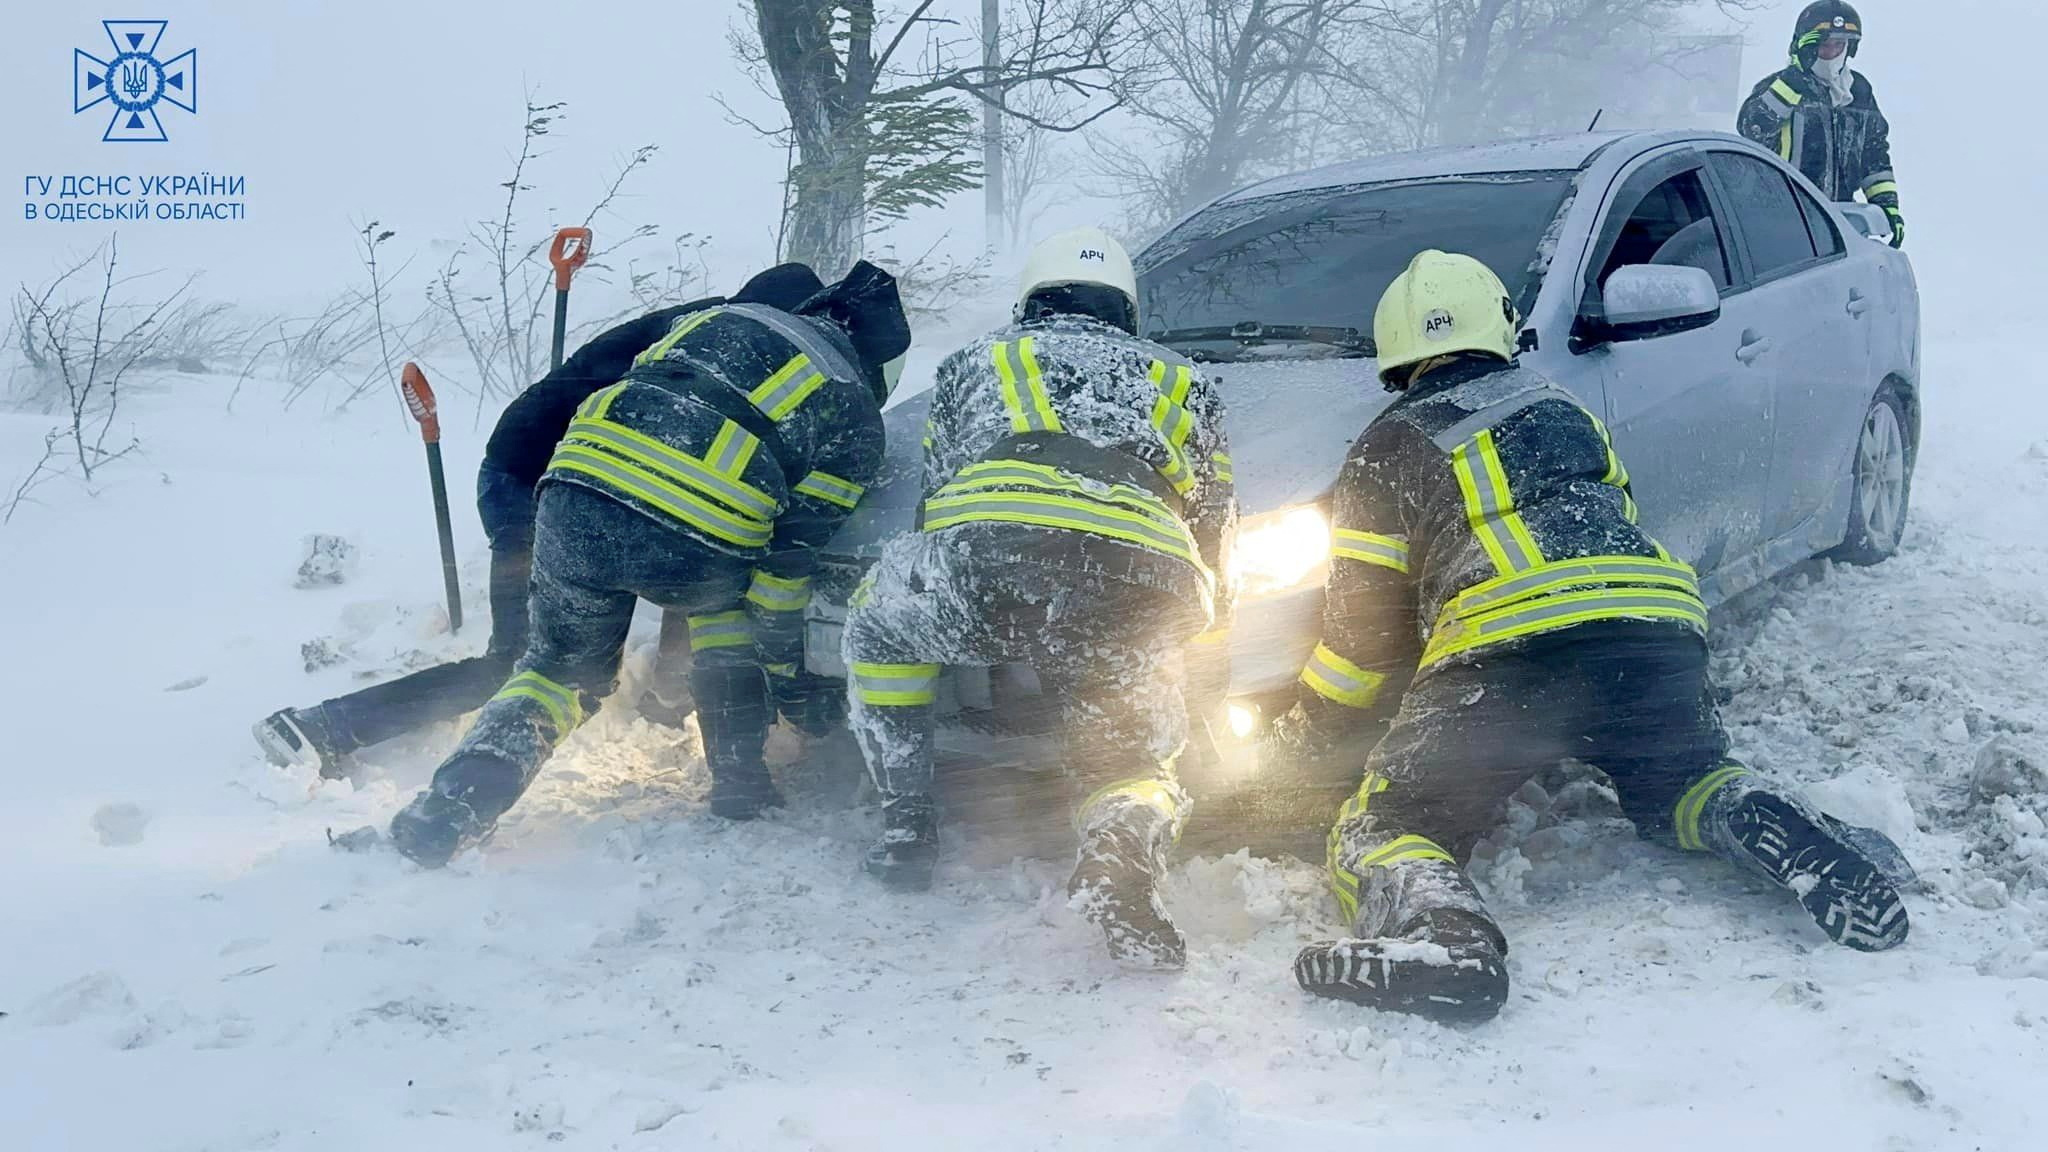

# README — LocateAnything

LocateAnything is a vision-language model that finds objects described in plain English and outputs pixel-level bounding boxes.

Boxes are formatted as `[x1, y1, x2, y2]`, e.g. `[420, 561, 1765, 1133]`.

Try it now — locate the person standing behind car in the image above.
[1738, 1, 1904, 246]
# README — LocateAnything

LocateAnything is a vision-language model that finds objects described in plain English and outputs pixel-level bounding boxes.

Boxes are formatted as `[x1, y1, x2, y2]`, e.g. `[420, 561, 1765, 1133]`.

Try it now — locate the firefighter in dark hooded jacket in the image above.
[389, 261, 912, 867]
[254, 264, 828, 777]
[842, 227, 1236, 969]
[1738, 1, 1903, 246]
[1270, 250, 1910, 1023]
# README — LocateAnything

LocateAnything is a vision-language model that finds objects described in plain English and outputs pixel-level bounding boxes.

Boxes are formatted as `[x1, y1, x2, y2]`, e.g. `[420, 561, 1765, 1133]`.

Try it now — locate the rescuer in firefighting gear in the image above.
[1271, 250, 1910, 1021]
[1738, 1, 1903, 247]
[253, 264, 829, 778]
[841, 227, 1237, 969]
[387, 261, 911, 867]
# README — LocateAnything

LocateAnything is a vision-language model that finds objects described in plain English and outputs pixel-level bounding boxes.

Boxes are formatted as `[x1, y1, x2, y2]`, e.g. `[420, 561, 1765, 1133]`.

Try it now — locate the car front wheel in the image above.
[1830, 387, 1914, 566]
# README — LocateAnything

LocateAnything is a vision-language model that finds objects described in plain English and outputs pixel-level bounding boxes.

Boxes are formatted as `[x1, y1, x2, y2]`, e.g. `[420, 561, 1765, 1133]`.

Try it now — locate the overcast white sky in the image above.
[0, 2, 2026, 328]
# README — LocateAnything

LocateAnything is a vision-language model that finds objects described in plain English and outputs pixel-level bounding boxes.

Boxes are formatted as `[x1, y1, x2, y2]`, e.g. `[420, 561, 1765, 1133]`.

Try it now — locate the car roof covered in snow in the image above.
[1215, 131, 1676, 204]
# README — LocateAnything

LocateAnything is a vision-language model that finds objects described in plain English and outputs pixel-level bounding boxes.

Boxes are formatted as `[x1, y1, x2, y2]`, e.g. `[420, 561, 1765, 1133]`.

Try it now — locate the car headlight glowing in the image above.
[1226, 702, 1259, 740]
[1232, 505, 1331, 598]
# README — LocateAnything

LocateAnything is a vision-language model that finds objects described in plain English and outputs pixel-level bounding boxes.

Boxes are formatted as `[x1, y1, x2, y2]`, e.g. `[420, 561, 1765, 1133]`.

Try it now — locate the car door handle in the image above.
[1847, 289, 1872, 317]
[1736, 331, 1772, 364]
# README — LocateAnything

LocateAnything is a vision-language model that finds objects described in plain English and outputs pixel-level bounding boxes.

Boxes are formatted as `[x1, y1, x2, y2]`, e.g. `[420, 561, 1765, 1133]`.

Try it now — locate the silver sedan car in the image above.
[805, 129, 1921, 784]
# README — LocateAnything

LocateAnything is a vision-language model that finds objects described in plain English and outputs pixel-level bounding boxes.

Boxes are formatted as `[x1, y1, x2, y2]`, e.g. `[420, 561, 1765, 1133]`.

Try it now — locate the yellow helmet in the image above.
[1372, 250, 1518, 386]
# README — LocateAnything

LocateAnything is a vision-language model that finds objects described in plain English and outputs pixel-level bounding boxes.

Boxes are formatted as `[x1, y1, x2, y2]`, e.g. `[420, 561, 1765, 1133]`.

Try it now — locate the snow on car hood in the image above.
[822, 357, 1390, 560]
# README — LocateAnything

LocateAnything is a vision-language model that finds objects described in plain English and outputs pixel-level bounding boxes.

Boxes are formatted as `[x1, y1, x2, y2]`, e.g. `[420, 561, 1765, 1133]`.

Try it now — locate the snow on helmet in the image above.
[1014, 227, 1140, 334]
[1372, 250, 1518, 388]
[1792, 1, 1862, 65]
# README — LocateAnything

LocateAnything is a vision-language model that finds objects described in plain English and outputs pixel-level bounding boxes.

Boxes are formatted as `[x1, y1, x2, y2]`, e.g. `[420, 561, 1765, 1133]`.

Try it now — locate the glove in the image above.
[1883, 206, 1905, 249]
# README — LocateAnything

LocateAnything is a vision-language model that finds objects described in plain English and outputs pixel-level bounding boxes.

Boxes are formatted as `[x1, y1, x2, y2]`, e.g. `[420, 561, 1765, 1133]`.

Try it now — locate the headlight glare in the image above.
[1232, 506, 1331, 598]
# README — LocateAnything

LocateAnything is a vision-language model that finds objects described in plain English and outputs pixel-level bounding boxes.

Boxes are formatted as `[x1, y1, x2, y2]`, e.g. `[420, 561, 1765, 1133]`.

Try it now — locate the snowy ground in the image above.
[4, 320, 2046, 1150]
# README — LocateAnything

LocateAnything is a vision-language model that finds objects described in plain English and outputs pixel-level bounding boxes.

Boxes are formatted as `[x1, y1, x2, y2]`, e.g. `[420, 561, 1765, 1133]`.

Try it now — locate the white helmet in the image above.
[1014, 227, 1140, 333]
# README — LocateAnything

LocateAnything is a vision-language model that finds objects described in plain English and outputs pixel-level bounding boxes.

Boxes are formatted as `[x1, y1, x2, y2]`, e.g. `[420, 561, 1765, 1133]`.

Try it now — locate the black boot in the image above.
[862, 793, 938, 891]
[1294, 857, 1510, 1023]
[389, 752, 524, 868]
[253, 707, 347, 779]
[1070, 789, 1187, 970]
[708, 766, 786, 822]
[1702, 781, 1910, 952]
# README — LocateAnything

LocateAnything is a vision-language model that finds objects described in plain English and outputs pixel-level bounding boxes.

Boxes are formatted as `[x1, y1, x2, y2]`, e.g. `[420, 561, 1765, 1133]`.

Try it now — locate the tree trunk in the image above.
[1440, 0, 1508, 145]
[755, 0, 872, 277]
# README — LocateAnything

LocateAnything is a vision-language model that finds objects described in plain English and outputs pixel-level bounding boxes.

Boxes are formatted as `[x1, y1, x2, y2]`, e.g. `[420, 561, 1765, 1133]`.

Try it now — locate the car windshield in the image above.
[1139, 172, 1578, 359]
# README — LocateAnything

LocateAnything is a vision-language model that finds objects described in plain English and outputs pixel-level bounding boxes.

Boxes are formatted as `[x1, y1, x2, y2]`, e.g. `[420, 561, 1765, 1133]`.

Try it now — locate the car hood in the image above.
[821, 358, 1393, 561]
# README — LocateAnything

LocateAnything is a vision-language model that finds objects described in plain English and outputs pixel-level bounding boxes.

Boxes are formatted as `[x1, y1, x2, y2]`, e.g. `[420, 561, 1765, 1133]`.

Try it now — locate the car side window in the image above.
[1708, 151, 1823, 279]
[1793, 180, 1846, 258]
[1598, 170, 1731, 291]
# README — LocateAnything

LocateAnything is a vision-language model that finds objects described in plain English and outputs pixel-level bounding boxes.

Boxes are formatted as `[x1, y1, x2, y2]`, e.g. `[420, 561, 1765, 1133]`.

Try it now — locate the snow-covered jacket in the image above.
[919, 315, 1237, 632]
[1738, 64, 1899, 207]
[1297, 358, 1704, 723]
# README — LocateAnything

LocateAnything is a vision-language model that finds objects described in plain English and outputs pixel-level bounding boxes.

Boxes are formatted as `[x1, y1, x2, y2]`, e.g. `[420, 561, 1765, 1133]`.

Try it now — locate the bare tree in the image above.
[735, 0, 1141, 275]
[6, 237, 196, 520]
[1093, 1, 1396, 236]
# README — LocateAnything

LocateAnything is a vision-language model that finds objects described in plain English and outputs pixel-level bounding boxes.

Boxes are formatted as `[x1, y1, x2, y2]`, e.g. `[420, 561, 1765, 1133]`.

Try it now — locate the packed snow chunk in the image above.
[20, 971, 138, 1027]
[1973, 737, 2045, 802]
[90, 802, 150, 846]
[1804, 763, 1919, 847]
[293, 533, 357, 588]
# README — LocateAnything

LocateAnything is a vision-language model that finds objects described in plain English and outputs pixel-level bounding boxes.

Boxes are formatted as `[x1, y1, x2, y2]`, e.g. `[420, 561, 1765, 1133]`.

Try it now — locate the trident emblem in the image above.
[74, 20, 198, 143]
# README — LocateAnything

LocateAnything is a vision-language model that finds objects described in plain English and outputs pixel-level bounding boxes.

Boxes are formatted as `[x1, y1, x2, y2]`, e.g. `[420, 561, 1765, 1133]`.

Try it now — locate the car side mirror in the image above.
[1837, 202, 1894, 243]
[1586, 264, 1721, 344]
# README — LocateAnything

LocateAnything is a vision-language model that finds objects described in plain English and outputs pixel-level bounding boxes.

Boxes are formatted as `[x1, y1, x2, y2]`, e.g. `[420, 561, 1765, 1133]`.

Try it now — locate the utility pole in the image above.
[982, 0, 1006, 254]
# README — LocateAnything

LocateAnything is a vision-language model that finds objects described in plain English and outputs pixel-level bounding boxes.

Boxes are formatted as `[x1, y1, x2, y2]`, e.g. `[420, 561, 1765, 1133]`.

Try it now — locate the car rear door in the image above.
[1577, 148, 1775, 580]
[1703, 148, 1874, 547]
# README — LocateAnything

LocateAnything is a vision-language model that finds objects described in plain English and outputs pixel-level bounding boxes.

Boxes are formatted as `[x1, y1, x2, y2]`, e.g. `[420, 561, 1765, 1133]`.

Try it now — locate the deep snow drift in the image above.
[3, 319, 2046, 1149]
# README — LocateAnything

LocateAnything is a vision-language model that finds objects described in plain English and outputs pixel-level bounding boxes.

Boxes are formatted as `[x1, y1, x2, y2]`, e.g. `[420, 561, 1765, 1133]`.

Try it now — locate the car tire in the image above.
[1829, 386, 1914, 566]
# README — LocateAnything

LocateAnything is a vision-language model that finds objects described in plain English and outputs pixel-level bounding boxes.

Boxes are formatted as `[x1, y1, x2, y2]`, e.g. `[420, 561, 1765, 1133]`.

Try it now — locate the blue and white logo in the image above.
[73, 20, 198, 143]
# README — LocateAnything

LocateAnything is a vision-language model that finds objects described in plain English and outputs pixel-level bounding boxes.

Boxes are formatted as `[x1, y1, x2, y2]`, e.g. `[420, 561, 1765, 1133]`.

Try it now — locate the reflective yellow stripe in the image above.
[576, 382, 628, 420]
[562, 416, 776, 520]
[1331, 529, 1409, 573]
[633, 307, 723, 367]
[1451, 429, 1543, 576]
[1424, 586, 1707, 667]
[1865, 180, 1899, 200]
[1779, 121, 1794, 161]
[924, 490, 1198, 565]
[491, 670, 585, 740]
[1210, 452, 1233, 483]
[1359, 835, 1455, 869]
[748, 354, 829, 421]
[851, 661, 940, 706]
[1443, 554, 1699, 620]
[687, 610, 752, 652]
[1770, 78, 1803, 106]
[1148, 358, 1194, 405]
[1150, 394, 1198, 495]
[764, 662, 798, 678]
[1298, 642, 1386, 709]
[1589, 412, 1629, 489]
[1077, 777, 1182, 832]
[706, 421, 759, 477]
[1674, 764, 1748, 851]
[745, 570, 811, 613]
[1189, 627, 1230, 647]
[548, 445, 772, 548]
[793, 469, 865, 509]
[944, 460, 1173, 517]
[993, 339, 1063, 434]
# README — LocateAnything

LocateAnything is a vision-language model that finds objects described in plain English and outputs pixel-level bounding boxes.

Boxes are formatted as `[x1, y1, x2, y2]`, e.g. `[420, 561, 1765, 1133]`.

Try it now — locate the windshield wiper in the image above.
[1147, 321, 1374, 361]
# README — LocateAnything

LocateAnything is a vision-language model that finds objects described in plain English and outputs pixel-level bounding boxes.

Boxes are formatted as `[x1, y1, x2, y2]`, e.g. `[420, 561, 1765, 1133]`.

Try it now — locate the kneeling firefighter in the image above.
[842, 227, 1237, 969]
[389, 262, 912, 867]
[1273, 251, 1910, 1021]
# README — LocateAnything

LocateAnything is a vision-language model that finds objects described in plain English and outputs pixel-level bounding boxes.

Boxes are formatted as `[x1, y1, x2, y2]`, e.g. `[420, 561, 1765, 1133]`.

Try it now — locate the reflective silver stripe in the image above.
[942, 464, 1170, 516]
[707, 421, 757, 476]
[1300, 646, 1384, 708]
[1762, 91, 1795, 120]
[1466, 592, 1706, 640]
[1429, 384, 1580, 451]
[999, 340, 1058, 432]
[1452, 437, 1541, 573]
[852, 665, 940, 697]
[1331, 530, 1409, 572]
[923, 495, 1195, 559]
[794, 470, 865, 509]
[1453, 557, 1697, 615]
[548, 447, 773, 547]
[687, 611, 753, 651]
[720, 302, 862, 384]
[748, 356, 829, 421]
[563, 420, 777, 520]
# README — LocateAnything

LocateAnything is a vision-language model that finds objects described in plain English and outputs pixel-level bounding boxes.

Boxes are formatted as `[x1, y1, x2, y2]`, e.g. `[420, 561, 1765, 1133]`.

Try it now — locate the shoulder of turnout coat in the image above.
[1737, 63, 1897, 205]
